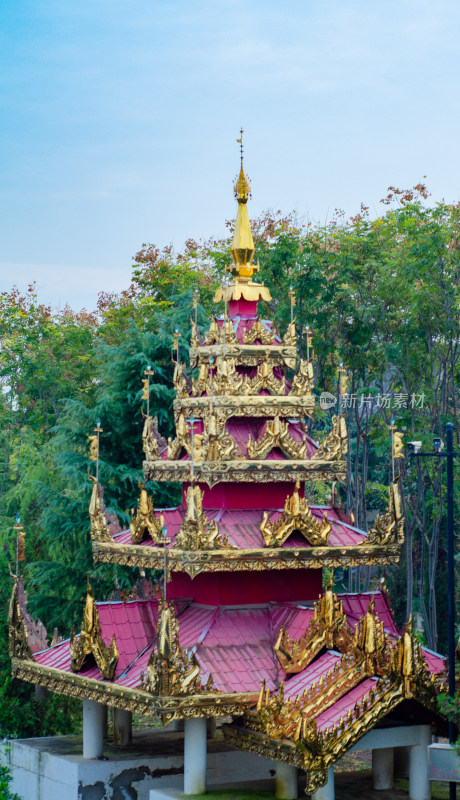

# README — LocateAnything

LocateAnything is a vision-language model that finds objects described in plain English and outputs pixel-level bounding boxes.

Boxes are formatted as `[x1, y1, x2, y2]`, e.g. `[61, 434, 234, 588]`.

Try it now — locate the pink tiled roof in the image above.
[315, 678, 378, 731]
[111, 506, 366, 550]
[31, 593, 445, 698]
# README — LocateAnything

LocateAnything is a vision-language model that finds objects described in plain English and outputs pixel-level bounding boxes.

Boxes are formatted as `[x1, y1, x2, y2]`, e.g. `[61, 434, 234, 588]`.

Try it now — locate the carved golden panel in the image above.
[69, 582, 119, 680]
[260, 479, 331, 547]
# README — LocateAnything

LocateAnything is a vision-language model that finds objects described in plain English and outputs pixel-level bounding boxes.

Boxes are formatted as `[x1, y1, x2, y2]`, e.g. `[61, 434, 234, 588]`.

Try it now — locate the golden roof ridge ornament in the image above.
[214, 130, 271, 304]
[260, 479, 331, 547]
[130, 479, 165, 544]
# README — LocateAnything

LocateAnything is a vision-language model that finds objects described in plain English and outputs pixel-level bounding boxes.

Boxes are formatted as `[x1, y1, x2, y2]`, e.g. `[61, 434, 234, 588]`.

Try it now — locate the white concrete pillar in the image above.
[83, 699, 105, 758]
[409, 726, 431, 800]
[184, 717, 207, 795]
[372, 747, 394, 789]
[113, 708, 132, 745]
[275, 761, 298, 799]
[312, 767, 334, 800]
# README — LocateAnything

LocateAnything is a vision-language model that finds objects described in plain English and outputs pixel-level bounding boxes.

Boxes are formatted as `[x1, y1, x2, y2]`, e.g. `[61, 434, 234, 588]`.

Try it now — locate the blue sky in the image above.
[1, 0, 459, 310]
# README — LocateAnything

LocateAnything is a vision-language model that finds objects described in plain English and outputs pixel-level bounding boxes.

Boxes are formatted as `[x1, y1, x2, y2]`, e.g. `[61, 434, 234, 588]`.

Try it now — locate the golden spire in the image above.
[230, 130, 255, 279]
[214, 131, 271, 304]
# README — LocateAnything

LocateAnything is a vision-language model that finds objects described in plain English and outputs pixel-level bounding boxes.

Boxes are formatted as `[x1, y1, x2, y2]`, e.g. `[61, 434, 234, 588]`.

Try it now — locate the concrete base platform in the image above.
[1, 728, 276, 800]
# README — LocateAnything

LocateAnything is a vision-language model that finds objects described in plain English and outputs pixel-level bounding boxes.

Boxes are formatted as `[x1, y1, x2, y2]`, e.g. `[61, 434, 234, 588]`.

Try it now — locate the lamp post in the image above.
[408, 422, 458, 800]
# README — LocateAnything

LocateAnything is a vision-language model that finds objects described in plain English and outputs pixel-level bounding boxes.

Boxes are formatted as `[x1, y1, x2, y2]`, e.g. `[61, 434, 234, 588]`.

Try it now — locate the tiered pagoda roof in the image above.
[9, 146, 446, 795]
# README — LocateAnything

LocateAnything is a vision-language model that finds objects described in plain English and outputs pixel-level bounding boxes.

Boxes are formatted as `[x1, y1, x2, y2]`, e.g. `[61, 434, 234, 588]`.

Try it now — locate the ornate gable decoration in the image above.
[247, 415, 306, 460]
[175, 484, 234, 551]
[312, 415, 348, 461]
[143, 600, 214, 696]
[274, 579, 349, 674]
[364, 478, 404, 546]
[242, 353, 285, 396]
[70, 582, 119, 680]
[243, 318, 275, 345]
[130, 480, 165, 544]
[260, 480, 331, 547]
[168, 411, 241, 462]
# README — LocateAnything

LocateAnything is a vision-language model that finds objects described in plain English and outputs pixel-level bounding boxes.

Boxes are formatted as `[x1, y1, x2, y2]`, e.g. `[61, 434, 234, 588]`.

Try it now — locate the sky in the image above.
[1, 0, 459, 311]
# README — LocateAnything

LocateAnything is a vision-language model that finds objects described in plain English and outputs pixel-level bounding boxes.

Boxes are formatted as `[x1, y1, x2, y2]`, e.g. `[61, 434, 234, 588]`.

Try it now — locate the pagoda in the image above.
[9, 144, 446, 800]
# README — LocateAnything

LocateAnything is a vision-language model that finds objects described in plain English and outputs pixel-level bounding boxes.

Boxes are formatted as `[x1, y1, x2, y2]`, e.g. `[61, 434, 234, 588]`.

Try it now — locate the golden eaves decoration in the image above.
[130, 480, 165, 544]
[363, 478, 405, 546]
[290, 359, 314, 396]
[173, 361, 188, 398]
[312, 415, 348, 461]
[70, 582, 119, 680]
[8, 580, 33, 660]
[274, 579, 350, 674]
[175, 484, 234, 551]
[143, 600, 214, 697]
[243, 318, 275, 345]
[260, 479, 331, 547]
[189, 343, 296, 371]
[247, 415, 307, 460]
[88, 475, 113, 543]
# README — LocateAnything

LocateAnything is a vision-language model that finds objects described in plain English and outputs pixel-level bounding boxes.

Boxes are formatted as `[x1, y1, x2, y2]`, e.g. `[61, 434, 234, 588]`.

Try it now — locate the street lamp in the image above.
[409, 421, 458, 800]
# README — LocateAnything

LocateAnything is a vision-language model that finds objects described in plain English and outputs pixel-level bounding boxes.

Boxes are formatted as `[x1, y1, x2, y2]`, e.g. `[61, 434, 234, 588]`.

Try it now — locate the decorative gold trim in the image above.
[282, 320, 296, 347]
[69, 582, 119, 680]
[214, 281, 272, 304]
[205, 317, 238, 346]
[312, 415, 348, 461]
[143, 600, 214, 697]
[142, 415, 164, 461]
[130, 480, 165, 544]
[173, 361, 188, 398]
[247, 415, 306, 460]
[260, 480, 331, 547]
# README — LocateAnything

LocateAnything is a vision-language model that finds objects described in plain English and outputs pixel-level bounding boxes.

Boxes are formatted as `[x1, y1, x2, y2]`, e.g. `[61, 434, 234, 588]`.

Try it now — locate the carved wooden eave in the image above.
[143, 458, 348, 487]
[70, 583, 119, 680]
[189, 343, 297, 370]
[260, 480, 331, 547]
[92, 539, 404, 578]
[174, 394, 316, 420]
[130, 481, 165, 544]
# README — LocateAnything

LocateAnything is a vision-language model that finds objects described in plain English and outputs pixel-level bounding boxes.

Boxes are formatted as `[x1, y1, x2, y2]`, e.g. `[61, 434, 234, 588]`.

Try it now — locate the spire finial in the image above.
[237, 128, 244, 169]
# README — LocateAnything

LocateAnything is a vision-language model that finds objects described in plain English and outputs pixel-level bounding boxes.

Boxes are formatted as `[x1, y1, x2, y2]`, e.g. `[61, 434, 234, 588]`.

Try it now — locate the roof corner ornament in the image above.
[88, 475, 114, 543]
[70, 580, 119, 680]
[312, 415, 348, 462]
[363, 477, 405, 546]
